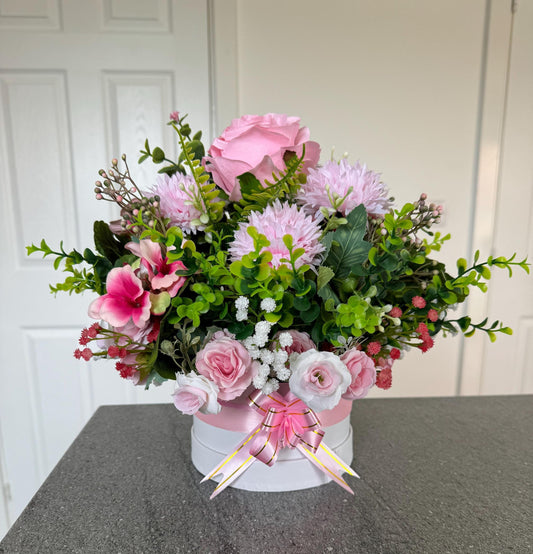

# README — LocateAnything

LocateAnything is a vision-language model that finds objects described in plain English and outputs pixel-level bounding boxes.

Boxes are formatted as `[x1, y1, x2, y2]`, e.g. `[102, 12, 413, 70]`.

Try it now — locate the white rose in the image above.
[172, 373, 221, 415]
[288, 349, 351, 412]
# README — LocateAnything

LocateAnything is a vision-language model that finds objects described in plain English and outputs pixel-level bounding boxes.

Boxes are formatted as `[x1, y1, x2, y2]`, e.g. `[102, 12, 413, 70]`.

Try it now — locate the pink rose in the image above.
[172, 373, 220, 415]
[279, 330, 316, 355]
[288, 349, 351, 412]
[203, 113, 320, 201]
[340, 349, 377, 400]
[211, 329, 236, 341]
[196, 337, 257, 401]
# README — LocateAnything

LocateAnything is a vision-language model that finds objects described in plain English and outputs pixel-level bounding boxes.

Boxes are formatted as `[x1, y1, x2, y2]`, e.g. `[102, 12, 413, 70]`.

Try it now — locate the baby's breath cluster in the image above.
[232, 297, 295, 393]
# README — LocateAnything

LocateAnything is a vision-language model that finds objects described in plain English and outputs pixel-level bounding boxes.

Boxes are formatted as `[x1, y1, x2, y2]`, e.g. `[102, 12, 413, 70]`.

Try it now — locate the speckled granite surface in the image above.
[1, 396, 531, 553]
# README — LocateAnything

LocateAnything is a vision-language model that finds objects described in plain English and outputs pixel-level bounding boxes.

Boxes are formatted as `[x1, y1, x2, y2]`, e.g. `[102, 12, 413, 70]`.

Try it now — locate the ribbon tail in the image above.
[297, 442, 358, 495]
[208, 455, 256, 499]
[200, 425, 262, 498]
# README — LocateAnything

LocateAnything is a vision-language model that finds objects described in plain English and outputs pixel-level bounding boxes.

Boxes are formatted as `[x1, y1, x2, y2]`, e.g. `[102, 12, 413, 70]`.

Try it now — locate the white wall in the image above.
[212, 0, 532, 397]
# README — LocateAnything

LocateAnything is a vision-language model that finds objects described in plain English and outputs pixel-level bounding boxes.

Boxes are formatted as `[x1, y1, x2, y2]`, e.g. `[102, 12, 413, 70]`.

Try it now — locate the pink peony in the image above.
[297, 159, 392, 217]
[126, 239, 186, 297]
[172, 373, 221, 415]
[150, 173, 202, 232]
[196, 337, 257, 401]
[340, 349, 376, 400]
[229, 201, 324, 269]
[276, 330, 316, 355]
[88, 266, 151, 328]
[288, 349, 351, 412]
[203, 113, 320, 201]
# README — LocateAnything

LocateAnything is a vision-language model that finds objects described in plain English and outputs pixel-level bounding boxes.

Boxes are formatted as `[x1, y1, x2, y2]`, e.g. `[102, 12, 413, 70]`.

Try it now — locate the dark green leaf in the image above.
[93, 221, 127, 262]
[317, 283, 340, 305]
[158, 164, 180, 176]
[187, 139, 205, 162]
[300, 303, 320, 323]
[152, 147, 165, 164]
[321, 205, 371, 279]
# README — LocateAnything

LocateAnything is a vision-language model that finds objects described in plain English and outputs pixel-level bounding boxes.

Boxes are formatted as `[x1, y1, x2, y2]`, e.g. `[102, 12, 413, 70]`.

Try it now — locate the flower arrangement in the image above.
[28, 111, 528, 494]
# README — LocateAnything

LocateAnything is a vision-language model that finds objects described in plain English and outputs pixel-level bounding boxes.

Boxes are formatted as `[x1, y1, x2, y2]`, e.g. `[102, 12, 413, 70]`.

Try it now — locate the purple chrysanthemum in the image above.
[229, 201, 324, 269]
[150, 173, 202, 232]
[297, 159, 392, 217]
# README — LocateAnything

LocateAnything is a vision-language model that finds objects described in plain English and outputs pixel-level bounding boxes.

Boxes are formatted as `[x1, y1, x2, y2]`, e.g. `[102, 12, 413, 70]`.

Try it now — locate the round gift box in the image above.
[191, 389, 354, 492]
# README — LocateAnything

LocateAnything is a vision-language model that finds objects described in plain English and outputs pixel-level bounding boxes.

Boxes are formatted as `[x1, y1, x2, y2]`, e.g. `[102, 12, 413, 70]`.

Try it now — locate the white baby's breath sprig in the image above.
[235, 296, 249, 310]
[278, 332, 293, 348]
[262, 378, 279, 395]
[253, 374, 267, 389]
[235, 296, 249, 322]
[259, 349, 275, 365]
[275, 367, 291, 381]
[260, 297, 276, 313]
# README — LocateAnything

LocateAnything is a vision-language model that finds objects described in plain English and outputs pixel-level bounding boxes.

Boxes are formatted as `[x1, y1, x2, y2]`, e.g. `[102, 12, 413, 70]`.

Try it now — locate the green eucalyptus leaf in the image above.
[152, 147, 165, 164]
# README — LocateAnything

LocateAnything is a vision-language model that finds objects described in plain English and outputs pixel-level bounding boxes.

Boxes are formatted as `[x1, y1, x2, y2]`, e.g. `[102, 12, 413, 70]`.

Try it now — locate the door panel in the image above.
[0, 0, 210, 528]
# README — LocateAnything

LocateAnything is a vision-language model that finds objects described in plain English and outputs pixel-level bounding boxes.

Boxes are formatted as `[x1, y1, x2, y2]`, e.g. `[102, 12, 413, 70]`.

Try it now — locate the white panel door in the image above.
[0, 0, 211, 530]
[461, 0, 533, 395]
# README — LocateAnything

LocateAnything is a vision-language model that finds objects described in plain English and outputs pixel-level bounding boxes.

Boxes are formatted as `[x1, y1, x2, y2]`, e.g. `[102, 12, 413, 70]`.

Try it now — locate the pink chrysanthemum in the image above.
[229, 201, 324, 269]
[150, 173, 202, 232]
[297, 159, 392, 217]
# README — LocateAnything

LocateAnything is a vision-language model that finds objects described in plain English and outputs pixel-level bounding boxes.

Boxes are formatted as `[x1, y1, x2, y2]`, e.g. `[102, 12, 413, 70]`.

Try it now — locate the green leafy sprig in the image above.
[235, 147, 307, 218]
[27, 239, 110, 295]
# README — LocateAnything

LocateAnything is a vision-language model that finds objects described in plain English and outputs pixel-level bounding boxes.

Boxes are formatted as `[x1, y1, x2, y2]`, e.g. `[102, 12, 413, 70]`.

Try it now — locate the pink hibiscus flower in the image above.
[88, 266, 151, 328]
[126, 239, 187, 297]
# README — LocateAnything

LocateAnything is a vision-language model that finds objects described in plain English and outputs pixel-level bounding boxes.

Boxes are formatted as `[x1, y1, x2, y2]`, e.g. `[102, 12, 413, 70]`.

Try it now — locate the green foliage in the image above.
[139, 138, 184, 176]
[335, 290, 384, 337]
[321, 205, 371, 279]
[26, 239, 112, 295]
[93, 221, 129, 263]
[235, 147, 306, 217]
[160, 117, 226, 228]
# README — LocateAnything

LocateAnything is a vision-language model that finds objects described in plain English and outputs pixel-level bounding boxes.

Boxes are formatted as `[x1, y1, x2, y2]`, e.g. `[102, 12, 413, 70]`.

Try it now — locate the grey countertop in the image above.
[1, 396, 532, 553]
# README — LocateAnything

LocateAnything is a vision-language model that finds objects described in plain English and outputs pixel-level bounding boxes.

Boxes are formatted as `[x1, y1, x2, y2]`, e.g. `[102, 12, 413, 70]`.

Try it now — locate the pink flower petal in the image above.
[99, 296, 138, 327]
[106, 266, 144, 300]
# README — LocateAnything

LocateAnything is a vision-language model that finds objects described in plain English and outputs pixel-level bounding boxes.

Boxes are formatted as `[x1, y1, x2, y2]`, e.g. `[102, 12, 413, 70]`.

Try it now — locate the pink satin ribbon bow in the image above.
[201, 389, 359, 498]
